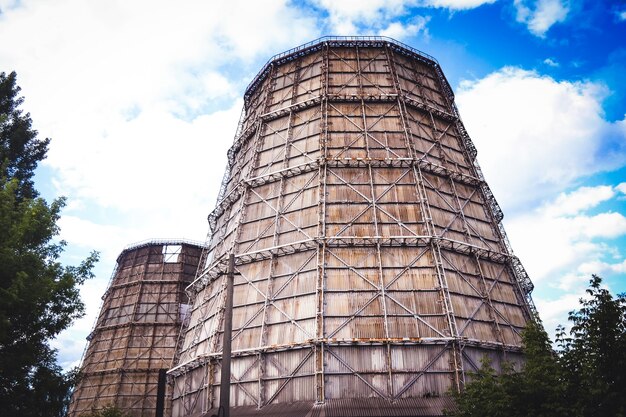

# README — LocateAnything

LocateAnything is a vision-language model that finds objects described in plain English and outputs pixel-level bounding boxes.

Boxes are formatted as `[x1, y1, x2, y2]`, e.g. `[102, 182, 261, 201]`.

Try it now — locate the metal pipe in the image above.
[155, 369, 167, 417]
[219, 253, 235, 417]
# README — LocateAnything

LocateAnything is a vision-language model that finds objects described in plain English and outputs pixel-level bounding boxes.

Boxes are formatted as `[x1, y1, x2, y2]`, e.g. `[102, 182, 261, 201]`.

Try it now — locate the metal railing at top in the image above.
[120, 238, 208, 256]
[244, 36, 441, 101]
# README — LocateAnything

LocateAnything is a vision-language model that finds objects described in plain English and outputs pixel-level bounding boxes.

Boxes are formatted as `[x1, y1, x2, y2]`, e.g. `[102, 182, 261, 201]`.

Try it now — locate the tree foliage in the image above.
[0, 71, 49, 200]
[450, 275, 626, 417]
[558, 275, 626, 416]
[79, 405, 132, 417]
[0, 71, 98, 417]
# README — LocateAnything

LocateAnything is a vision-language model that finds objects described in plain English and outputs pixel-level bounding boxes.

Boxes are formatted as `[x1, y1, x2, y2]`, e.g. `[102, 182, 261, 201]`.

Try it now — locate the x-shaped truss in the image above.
[325, 246, 447, 339]
[232, 261, 316, 345]
[231, 251, 317, 345]
[328, 48, 392, 96]
[439, 252, 522, 340]
[240, 171, 318, 254]
[421, 174, 499, 251]
[327, 102, 404, 160]
[255, 108, 321, 178]
[326, 167, 421, 239]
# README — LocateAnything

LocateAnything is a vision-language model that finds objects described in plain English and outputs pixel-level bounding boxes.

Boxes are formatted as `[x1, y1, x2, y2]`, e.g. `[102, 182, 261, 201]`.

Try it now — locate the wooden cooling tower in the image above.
[170, 37, 536, 417]
[68, 240, 204, 417]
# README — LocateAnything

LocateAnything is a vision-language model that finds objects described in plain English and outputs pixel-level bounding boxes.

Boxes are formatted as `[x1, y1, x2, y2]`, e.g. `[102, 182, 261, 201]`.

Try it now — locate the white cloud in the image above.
[502, 183, 626, 283]
[544, 185, 614, 216]
[514, 0, 569, 37]
[534, 292, 581, 338]
[506, 200, 626, 286]
[311, 0, 493, 35]
[311, 0, 416, 36]
[619, 10, 626, 21]
[312, 0, 407, 33]
[315, 0, 408, 20]
[379, 16, 430, 40]
[457, 67, 626, 333]
[457, 67, 626, 214]
[0, 0, 321, 370]
[496, 184, 626, 320]
[579, 259, 626, 276]
[0, 0, 319, 235]
[58, 216, 134, 259]
[423, 0, 496, 9]
[49, 101, 241, 213]
[0, 0, 318, 116]
[0, 0, 18, 12]
[51, 276, 109, 368]
[543, 57, 559, 67]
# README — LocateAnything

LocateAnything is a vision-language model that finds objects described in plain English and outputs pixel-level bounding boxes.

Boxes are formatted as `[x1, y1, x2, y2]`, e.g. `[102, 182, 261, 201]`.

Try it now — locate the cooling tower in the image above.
[68, 240, 205, 417]
[170, 37, 536, 417]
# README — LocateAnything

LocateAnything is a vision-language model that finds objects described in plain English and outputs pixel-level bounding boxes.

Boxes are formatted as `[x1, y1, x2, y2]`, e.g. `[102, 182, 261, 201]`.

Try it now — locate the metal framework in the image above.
[68, 240, 205, 417]
[171, 37, 536, 417]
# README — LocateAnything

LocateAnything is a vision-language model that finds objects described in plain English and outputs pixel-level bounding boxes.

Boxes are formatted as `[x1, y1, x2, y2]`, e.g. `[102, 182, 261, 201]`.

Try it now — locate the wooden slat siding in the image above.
[69, 243, 204, 417]
[171, 38, 534, 416]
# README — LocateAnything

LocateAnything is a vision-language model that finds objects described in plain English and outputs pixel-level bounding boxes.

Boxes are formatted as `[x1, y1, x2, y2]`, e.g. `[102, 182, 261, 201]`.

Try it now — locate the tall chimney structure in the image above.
[170, 37, 535, 416]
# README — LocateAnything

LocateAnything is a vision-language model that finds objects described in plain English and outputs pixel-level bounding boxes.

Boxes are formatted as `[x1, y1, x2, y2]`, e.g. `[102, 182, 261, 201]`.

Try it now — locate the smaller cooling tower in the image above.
[68, 240, 205, 417]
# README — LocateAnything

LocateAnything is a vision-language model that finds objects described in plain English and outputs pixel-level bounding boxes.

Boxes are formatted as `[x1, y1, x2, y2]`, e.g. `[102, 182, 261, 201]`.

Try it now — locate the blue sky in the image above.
[1, 0, 625, 369]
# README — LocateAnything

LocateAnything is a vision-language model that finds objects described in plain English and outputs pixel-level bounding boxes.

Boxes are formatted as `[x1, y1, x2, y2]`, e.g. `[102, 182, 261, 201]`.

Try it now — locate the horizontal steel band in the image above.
[207, 157, 484, 234]
[259, 97, 323, 121]
[226, 122, 258, 165]
[80, 367, 166, 376]
[244, 36, 442, 103]
[403, 96, 456, 122]
[226, 92, 460, 174]
[207, 183, 245, 232]
[106, 278, 187, 293]
[169, 336, 523, 377]
[245, 160, 321, 187]
[119, 238, 207, 256]
[86, 320, 182, 340]
[187, 236, 517, 293]
[326, 158, 484, 188]
[482, 182, 504, 222]
[254, 93, 455, 124]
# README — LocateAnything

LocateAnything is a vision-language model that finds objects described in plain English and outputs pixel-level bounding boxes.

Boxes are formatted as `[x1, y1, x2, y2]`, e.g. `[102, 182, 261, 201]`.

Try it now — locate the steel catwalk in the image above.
[170, 37, 535, 417]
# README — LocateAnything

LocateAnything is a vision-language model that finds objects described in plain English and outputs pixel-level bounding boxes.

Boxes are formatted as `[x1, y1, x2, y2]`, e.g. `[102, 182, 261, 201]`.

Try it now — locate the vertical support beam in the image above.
[257, 59, 301, 406]
[431, 240, 465, 393]
[357, 45, 390, 398]
[423, 112, 467, 391]
[205, 360, 215, 414]
[114, 247, 149, 408]
[155, 369, 167, 417]
[474, 254, 506, 349]
[314, 41, 329, 405]
[219, 254, 235, 417]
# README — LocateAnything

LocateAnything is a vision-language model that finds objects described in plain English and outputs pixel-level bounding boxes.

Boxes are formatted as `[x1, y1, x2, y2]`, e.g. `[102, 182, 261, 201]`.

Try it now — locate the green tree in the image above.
[451, 275, 626, 417]
[0, 71, 98, 417]
[447, 357, 514, 417]
[0, 71, 49, 200]
[557, 275, 626, 417]
[449, 321, 567, 417]
[79, 405, 132, 417]
[510, 321, 567, 417]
